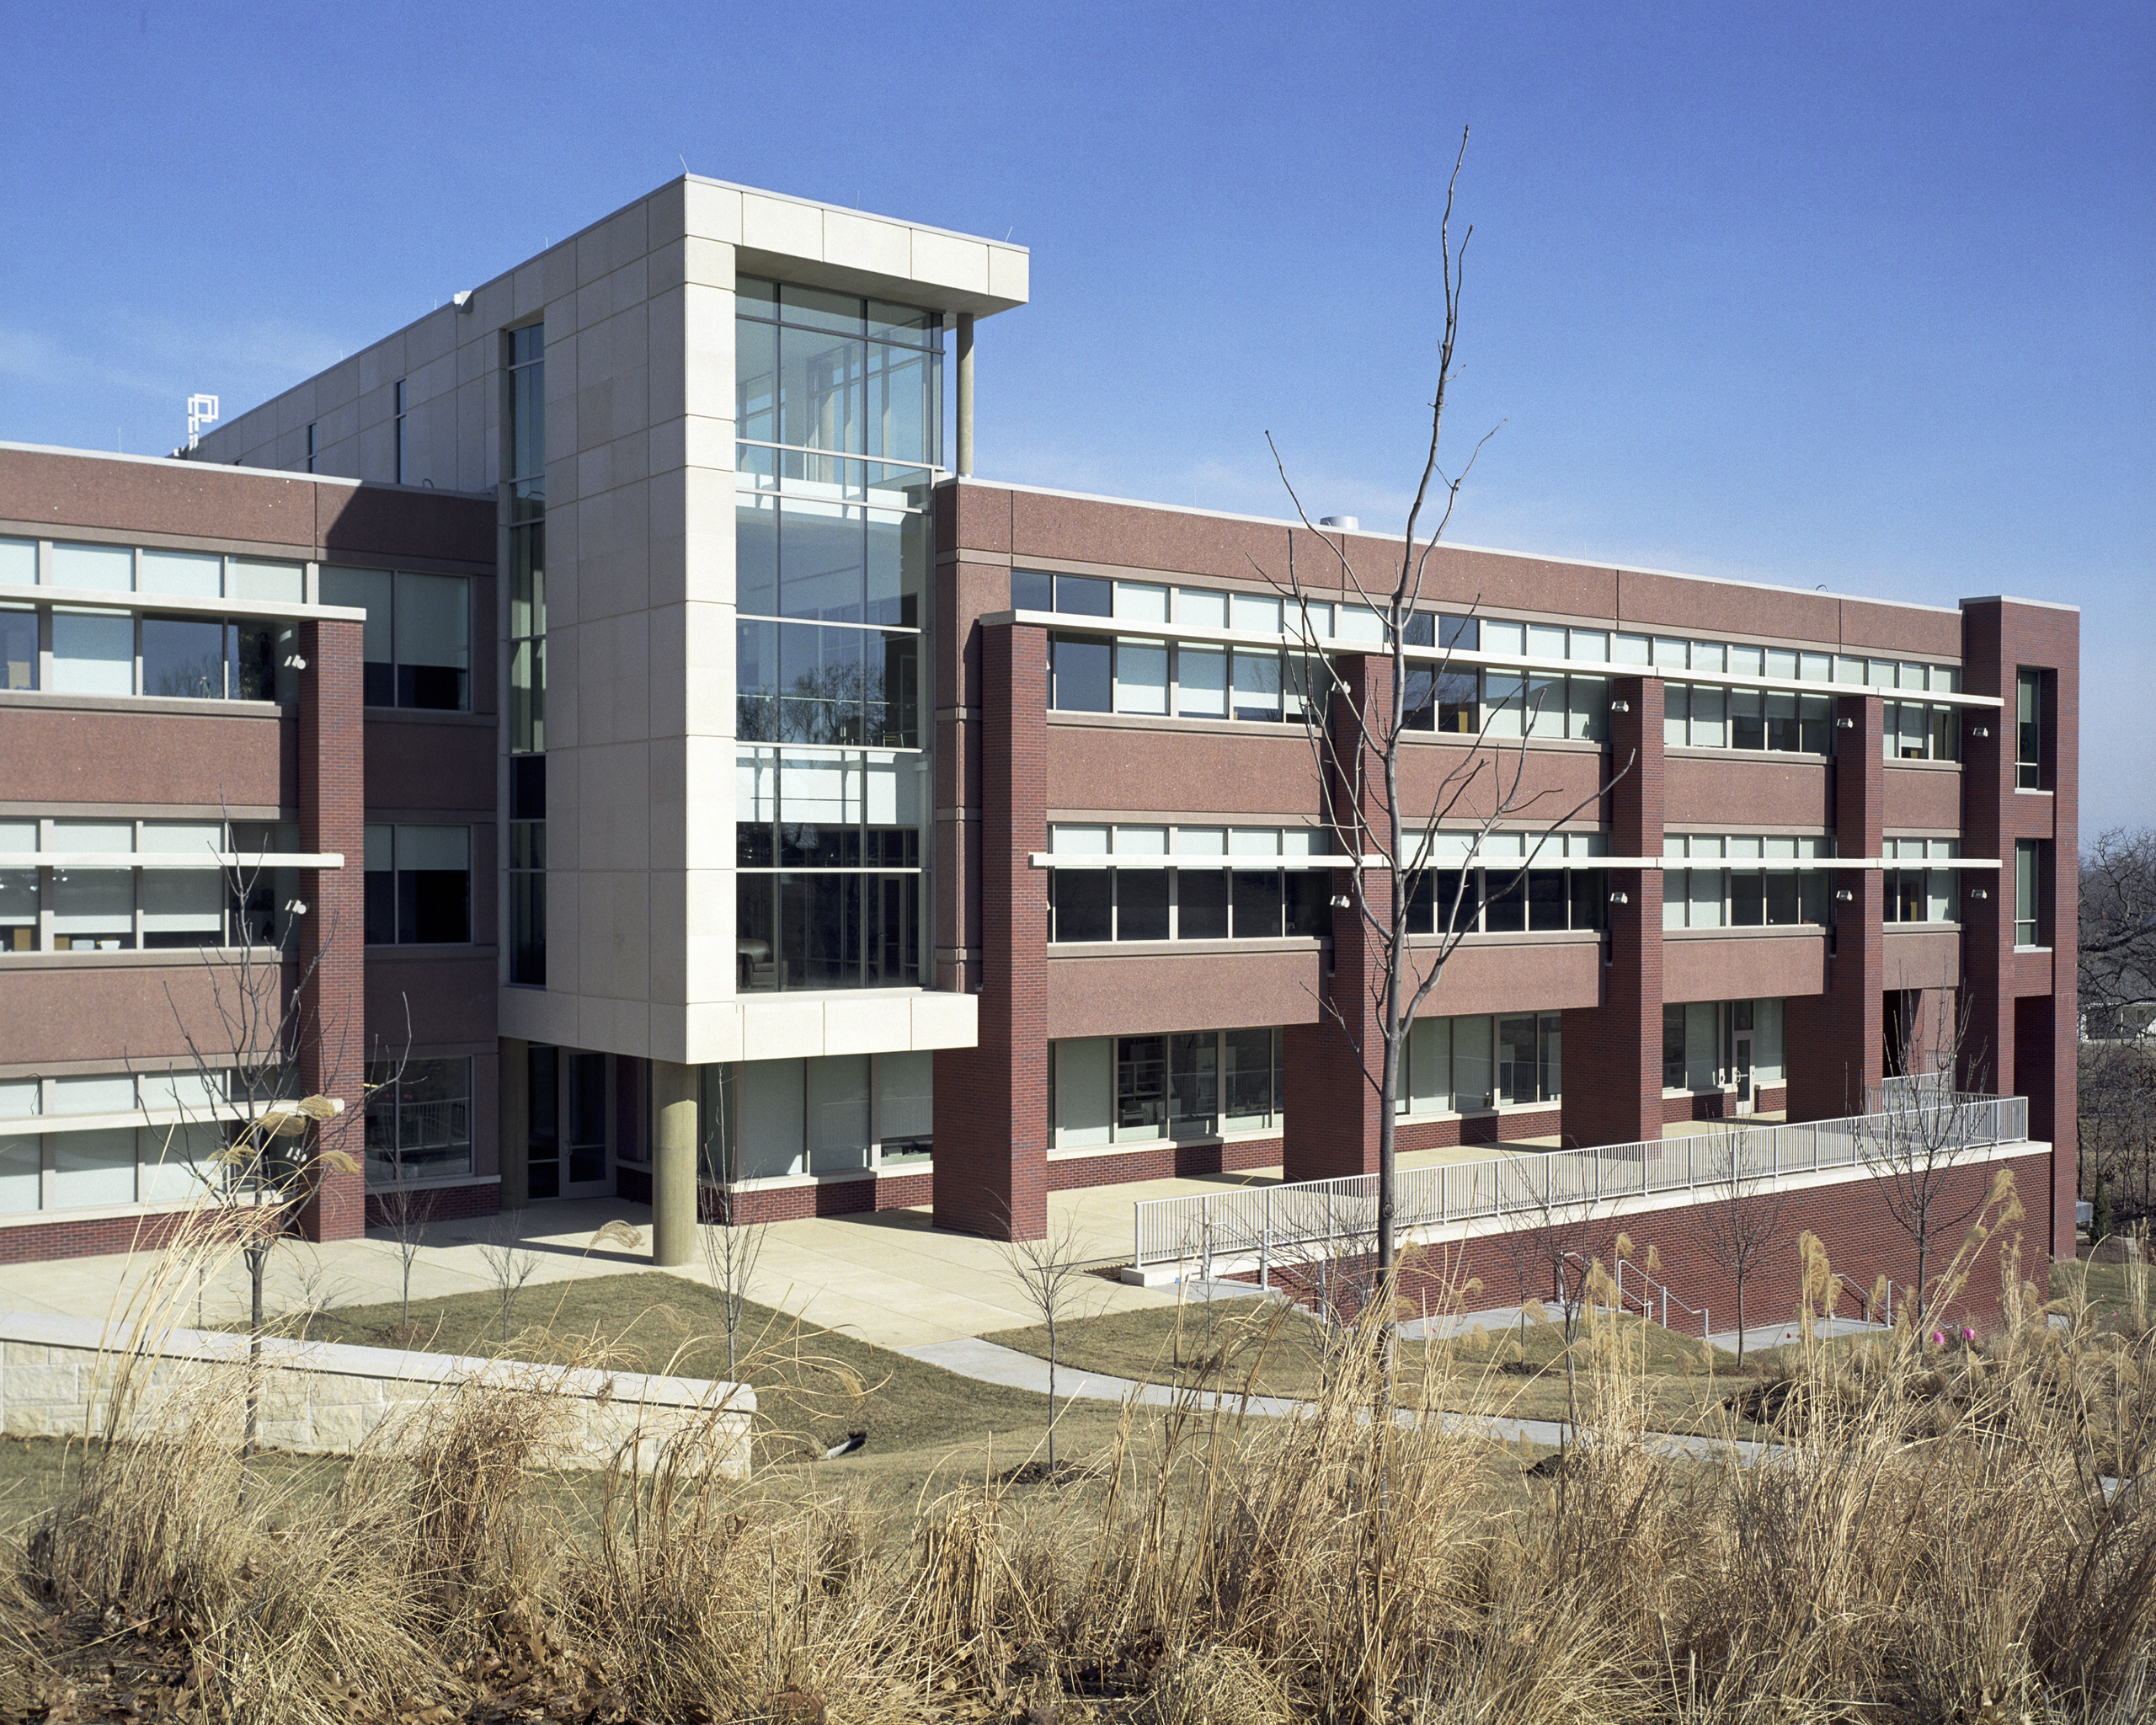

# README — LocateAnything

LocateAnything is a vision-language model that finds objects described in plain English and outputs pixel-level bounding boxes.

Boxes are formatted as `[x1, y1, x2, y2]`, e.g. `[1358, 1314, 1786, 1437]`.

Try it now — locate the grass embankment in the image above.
[985, 1294, 1761, 1434]
[280, 1273, 1168, 1503]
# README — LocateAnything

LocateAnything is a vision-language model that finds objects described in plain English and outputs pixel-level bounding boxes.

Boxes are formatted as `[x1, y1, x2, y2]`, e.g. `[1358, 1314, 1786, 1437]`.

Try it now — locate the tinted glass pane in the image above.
[1052, 871, 1113, 942]
[141, 616, 223, 699]
[1283, 870, 1332, 937]
[1231, 871, 1283, 938]
[1731, 873, 1765, 926]
[52, 612, 134, 696]
[778, 499, 864, 622]
[780, 323, 862, 451]
[1436, 670, 1478, 733]
[0, 609, 34, 692]
[1052, 636, 1111, 712]
[735, 318, 777, 441]
[1483, 872, 1526, 932]
[1527, 870, 1568, 931]
[1054, 574, 1112, 616]
[1011, 569, 1052, 611]
[400, 868, 470, 943]
[737, 875, 776, 990]
[779, 622, 866, 744]
[1116, 870, 1170, 940]
[736, 620, 779, 740]
[866, 872, 919, 985]
[867, 629, 919, 748]
[1177, 871, 1229, 939]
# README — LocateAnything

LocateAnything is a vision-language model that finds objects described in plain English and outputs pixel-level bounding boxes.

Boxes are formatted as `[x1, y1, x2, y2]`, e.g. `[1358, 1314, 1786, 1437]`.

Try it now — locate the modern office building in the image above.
[0, 174, 2079, 1289]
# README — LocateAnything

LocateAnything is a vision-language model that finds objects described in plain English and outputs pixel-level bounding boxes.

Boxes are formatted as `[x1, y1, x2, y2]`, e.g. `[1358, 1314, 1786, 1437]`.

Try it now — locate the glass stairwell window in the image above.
[507, 323, 546, 985]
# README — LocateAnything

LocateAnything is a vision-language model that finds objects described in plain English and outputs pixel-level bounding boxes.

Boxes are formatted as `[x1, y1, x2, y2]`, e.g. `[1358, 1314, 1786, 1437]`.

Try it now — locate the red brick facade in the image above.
[932, 622, 1049, 1239]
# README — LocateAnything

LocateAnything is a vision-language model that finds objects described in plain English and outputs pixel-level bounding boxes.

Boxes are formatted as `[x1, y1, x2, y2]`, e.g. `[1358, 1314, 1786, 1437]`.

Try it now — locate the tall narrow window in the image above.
[305, 423, 318, 474]
[2016, 669, 2045, 789]
[2015, 838, 2045, 946]
[392, 380, 408, 484]
[507, 325, 546, 985]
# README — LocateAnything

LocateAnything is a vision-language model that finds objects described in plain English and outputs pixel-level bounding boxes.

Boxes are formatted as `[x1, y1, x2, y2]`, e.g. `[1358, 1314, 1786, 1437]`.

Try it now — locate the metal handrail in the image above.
[1133, 1095, 2030, 1271]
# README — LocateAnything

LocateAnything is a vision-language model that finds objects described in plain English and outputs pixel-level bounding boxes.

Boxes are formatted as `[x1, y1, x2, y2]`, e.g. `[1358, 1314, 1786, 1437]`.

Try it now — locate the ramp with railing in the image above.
[1132, 1095, 2031, 1279]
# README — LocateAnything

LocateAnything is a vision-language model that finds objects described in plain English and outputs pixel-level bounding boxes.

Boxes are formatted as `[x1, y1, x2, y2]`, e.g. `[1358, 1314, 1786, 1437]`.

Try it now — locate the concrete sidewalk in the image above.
[0, 1167, 1290, 1350]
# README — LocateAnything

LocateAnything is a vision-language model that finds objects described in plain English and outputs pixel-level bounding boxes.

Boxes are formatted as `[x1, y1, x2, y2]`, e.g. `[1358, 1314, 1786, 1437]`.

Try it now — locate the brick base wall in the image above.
[723, 1172, 935, 1225]
[1049, 1136, 1283, 1192]
[0, 1210, 200, 1265]
[364, 1183, 502, 1230]
[1257, 1149, 2051, 1337]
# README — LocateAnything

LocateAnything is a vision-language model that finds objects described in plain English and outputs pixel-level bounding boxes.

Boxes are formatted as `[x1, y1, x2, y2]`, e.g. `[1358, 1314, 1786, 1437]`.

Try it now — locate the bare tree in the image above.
[2081, 826, 2156, 1041]
[2080, 1038, 2156, 1228]
[143, 840, 358, 1468]
[1694, 1124, 1791, 1363]
[699, 1188, 769, 1381]
[995, 1208, 1098, 1474]
[1860, 995, 1998, 1319]
[476, 1203, 541, 1346]
[364, 1003, 424, 1324]
[1266, 131, 1630, 1277]
[1500, 1164, 1609, 1440]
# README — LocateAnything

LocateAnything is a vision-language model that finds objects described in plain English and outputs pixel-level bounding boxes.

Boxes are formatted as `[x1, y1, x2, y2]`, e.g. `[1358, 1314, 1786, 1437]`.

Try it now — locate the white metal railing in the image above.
[1134, 1095, 2031, 1272]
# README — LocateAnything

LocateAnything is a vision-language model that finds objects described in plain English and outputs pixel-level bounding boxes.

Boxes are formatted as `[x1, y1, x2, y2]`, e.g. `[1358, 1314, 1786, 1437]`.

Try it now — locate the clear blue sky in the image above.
[3, 3, 2148, 832]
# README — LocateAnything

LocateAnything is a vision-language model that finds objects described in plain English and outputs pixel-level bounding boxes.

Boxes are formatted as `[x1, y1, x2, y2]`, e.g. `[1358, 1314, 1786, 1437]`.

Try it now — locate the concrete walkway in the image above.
[899, 1333, 1765, 1463]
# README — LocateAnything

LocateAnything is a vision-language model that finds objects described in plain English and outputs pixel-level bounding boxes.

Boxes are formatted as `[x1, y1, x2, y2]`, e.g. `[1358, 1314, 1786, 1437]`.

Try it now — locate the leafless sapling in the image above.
[1694, 1124, 1791, 1363]
[477, 1203, 541, 1347]
[1267, 130, 1633, 1279]
[995, 1207, 1098, 1475]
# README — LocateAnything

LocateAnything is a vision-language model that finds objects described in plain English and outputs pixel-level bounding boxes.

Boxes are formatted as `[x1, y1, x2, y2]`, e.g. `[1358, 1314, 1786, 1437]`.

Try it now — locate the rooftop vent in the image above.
[1318, 515, 1359, 532]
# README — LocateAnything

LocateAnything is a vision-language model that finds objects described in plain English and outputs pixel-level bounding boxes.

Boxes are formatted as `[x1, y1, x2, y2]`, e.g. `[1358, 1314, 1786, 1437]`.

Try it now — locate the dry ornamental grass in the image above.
[2, 1178, 2152, 1723]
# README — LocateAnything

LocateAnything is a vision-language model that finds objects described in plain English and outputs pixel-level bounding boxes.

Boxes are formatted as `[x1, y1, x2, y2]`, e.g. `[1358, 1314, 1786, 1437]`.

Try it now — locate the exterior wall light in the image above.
[1329, 894, 1351, 909]
[1836, 716, 1855, 729]
[1834, 889, 1855, 902]
[1609, 890, 1630, 905]
[1967, 888, 1988, 900]
[1609, 699, 1630, 713]
[1969, 724, 1990, 739]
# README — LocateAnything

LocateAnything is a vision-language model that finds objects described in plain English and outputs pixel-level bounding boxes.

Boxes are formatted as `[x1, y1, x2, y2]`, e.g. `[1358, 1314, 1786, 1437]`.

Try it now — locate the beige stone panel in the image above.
[683, 606, 734, 740]
[578, 991, 652, 1060]
[407, 307, 456, 370]
[739, 995, 829, 1060]
[681, 179, 744, 244]
[683, 885, 734, 1007]
[682, 1000, 744, 1065]
[648, 732, 688, 868]
[988, 246, 1030, 304]
[909, 229, 993, 298]
[456, 327, 493, 383]
[741, 190, 824, 259]
[649, 869, 688, 1007]
[547, 858, 580, 996]
[360, 377, 399, 432]
[579, 741, 652, 870]
[472, 276, 515, 334]
[456, 380, 488, 492]
[823, 209, 913, 280]
[542, 243, 579, 307]
[910, 991, 982, 1049]
[681, 281, 735, 411]
[579, 479, 654, 619]
[648, 284, 687, 421]
[499, 983, 578, 1047]
[359, 334, 408, 396]
[579, 869, 651, 1001]
[358, 421, 395, 484]
[545, 618, 580, 750]
[573, 276, 611, 336]
[645, 601, 687, 740]
[681, 465, 735, 606]
[646, 179, 687, 248]
[683, 234, 735, 291]
[681, 734, 733, 871]
[821, 993, 916, 1057]
[607, 255, 649, 319]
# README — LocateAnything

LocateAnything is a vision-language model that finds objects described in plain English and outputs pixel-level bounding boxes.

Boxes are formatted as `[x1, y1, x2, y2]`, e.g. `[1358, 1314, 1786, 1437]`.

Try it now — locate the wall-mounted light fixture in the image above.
[1967, 888, 1988, 900]
[1969, 724, 1990, 739]
[1609, 699, 1630, 713]
[1835, 888, 1855, 902]
[1837, 716, 1856, 729]
[1609, 890, 1630, 905]
[1329, 894, 1351, 910]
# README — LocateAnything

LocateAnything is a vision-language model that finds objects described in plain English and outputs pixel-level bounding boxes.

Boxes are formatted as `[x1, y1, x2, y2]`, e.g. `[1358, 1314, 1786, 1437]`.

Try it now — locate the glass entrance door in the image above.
[526, 1045, 613, 1199]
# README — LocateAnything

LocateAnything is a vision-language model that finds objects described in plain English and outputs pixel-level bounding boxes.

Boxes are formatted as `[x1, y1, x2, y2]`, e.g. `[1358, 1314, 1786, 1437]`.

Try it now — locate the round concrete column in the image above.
[651, 1060, 698, 1267]
[497, 1038, 529, 1210]
[955, 312, 975, 477]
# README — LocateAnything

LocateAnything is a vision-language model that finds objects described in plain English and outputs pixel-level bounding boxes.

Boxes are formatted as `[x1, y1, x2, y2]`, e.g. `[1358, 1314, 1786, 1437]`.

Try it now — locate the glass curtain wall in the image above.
[507, 325, 546, 985]
[734, 280, 938, 991]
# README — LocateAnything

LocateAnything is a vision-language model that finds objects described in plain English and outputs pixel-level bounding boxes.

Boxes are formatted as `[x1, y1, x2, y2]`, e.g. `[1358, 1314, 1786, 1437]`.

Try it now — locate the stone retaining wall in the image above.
[0, 1311, 754, 1477]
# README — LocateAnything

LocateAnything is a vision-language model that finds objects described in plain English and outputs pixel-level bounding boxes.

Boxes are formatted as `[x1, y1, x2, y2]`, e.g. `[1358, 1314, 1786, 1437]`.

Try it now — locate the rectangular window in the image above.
[364, 825, 471, 945]
[1049, 634, 1112, 713]
[0, 606, 34, 692]
[321, 569, 471, 711]
[364, 1055, 472, 1185]
[2015, 838, 2044, 946]
[1049, 870, 1113, 943]
[51, 611, 134, 696]
[2016, 670, 2045, 789]
[1663, 1004, 1688, 1089]
[306, 424, 318, 473]
[393, 379, 408, 484]
[1116, 1035, 1168, 1140]
[509, 816, 545, 985]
